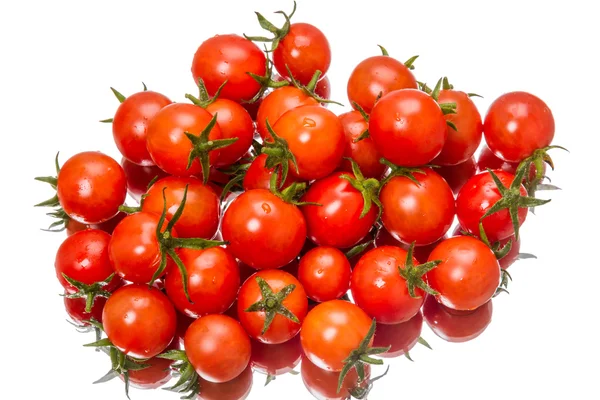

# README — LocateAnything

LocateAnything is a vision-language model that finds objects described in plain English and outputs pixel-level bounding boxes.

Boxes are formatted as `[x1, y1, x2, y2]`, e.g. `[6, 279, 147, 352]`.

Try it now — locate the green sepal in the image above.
[397, 242, 440, 298]
[244, 276, 300, 335]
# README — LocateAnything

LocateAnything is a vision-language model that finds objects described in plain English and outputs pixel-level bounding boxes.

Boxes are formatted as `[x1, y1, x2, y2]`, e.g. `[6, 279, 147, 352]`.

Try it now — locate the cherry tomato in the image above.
[197, 365, 253, 400]
[273, 23, 331, 85]
[426, 236, 500, 310]
[184, 314, 251, 383]
[272, 105, 345, 181]
[222, 189, 307, 270]
[191, 34, 266, 103]
[256, 86, 318, 140]
[237, 269, 308, 344]
[243, 153, 301, 191]
[347, 54, 417, 114]
[64, 294, 107, 325]
[456, 170, 527, 242]
[484, 91, 555, 163]
[121, 158, 169, 202]
[206, 99, 254, 167]
[436, 157, 477, 195]
[165, 247, 240, 318]
[298, 246, 351, 302]
[338, 110, 386, 179]
[300, 300, 372, 371]
[373, 311, 424, 358]
[112, 90, 172, 166]
[433, 90, 482, 166]
[423, 295, 493, 343]
[369, 89, 447, 166]
[146, 103, 223, 178]
[301, 172, 378, 249]
[103, 284, 176, 359]
[127, 340, 180, 390]
[142, 176, 220, 239]
[451, 225, 520, 270]
[250, 335, 302, 378]
[57, 152, 127, 224]
[301, 355, 371, 400]
[380, 168, 455, 245]
[351, 246, 425, 324]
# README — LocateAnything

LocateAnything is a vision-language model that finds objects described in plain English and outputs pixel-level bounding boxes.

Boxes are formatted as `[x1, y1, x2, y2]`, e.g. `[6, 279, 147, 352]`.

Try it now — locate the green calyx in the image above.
[62, 273, 116, 313]
[477, 222, 514, 260]
[376, 44, 418, 70]
[337, 319, 391, 394]
[261, 118, 299, 187]
[186, 78, 227, 109]
[494, 268, 513, 297]
[348, 365, 390, 399]
[480, 168, 551, 241]
[245, 55, 290, 104]
[419, 78, 457, 130]
[119, 175, 161, 215]
[244, 1, 297, 52]
[110, 87, 126, 103]
[216, 158, 254, 201]
[515, 145, 569, 198]
[397, 242, 440, 298]
[340, 158, 382, 220]
[285, 65, 343, 106]
[268, 170, 315, 206]
[34, 152, 72, 232]
[352, 102, 371, 143]
[404, 336, 433, 362]
[149, 186, 228, 302]
[379, 158, 427, 187]
[158, 350, 201, 399]
[184, 112, 239, 185]
[244, 276, 300, 335]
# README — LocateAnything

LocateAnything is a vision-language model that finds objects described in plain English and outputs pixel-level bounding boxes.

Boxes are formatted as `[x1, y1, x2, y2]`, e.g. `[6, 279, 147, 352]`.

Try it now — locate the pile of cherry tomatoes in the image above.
[36, 2, 565, 399]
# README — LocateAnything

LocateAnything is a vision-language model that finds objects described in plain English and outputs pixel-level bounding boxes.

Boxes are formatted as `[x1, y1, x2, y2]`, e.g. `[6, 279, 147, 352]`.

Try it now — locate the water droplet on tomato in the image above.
[262, 203, 271, 214]
[303, 118, 316, 128]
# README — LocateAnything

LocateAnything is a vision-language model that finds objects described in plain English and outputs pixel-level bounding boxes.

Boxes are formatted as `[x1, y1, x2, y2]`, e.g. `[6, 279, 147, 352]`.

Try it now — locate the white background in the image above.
[1, 0, 599, 399]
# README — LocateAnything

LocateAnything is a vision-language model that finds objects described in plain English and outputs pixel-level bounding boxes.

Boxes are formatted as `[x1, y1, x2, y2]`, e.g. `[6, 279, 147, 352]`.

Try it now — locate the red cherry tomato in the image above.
[433, 90, 482, 166]
[57, 152, 127, 224]
[197, 365, 253, 400]
[237, 269, 308, 344]
[426, 236, 500, 311]
[456, 170, 527, 242]
[423, 295, 493, 343]
[64, 294, 107, 325]
[222, 189, 307, 270]
[301, 355, 371, 400]
[103, 284, 177, 359]
[184, 314, 251, 383]
[338, 110, 386, 179]
[206, 99, 254, 167]
[484, 91, 555, 163]
[301, 172, 378, 249]
[380, 168, 455, 245]
[347, 55, 417, 114]
[165, 247, 240, 318]
[436, 157, 477, 195]
[373, 311, 424, 358]
[298, 246, 351, 302]
[451, 225, 520, 270]
[369, 89, 447, 166]
[146, 103, 223, 178]
[142, 176, 220, 239]
[121, 158, 169, 202]
[243, 154, 301, 191]
[112, 91, 172, 166]
[272, 105, 345, 181]
[273, 23, 331, 85]
[250, 335, 302, 378]
[127, 341, 180, 390]
[300, 300, 372, 372]
[351, 246, 425, 324]
[191, 34, 266, 103]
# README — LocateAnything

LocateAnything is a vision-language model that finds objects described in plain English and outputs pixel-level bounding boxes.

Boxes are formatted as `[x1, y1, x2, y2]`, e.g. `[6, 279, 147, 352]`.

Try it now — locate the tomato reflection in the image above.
[251, 335, 302, 383]
[197, 365, 253, 400]
[373, 311, 424, 359]
[127, 341, 180, 390]
[301, 355, 371, 400]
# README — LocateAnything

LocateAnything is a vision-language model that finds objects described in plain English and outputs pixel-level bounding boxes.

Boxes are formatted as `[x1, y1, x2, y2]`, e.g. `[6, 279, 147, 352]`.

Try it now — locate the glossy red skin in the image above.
[142, 176, 220, 239]
[423, 295, 493, 343]
[426, 236, 500, 310]
[338, 111, 386, 179]
[112, 91, 172, 166]
[298, 246, 351, 302]
[347, 55, 417, 114]
[222, 189, 307, 270]
[109, 212, 176, 284]
[300, 300, 373, 372]
[127, 340, 180, 389]
[184, 314, 251, 383]
[237, 269, 308, 344]
[197, 365, 253, 400]
[301, 172, 378, 249]
[456, 170, 528, 242]
[165, 247, 240, 318]
[250, 335, 302, 376]
[103, 284, 176, 359]
[242, 99, 261, 121]
[370, 89, 447, 166]
[273, 105, 345, 181]
[477, 145, 545, 182]
[191, 34, 266, 103]
[57, 152, 127, 224]
[351, 246, 424, 324]
[206, 99, 254, 167]
[256, 86, 318, 139]
[484, 91, 555, 163]
[55, 229, 117, 292]
[121, 158, 169, 202]
[451, 225, 520, 270]
[433, 90, 482, 165]
[242, 153, 301, 191]
[146, 103, 223, 178]
[273, 23, 331, 85]
[64, 294, 107, 325]
[301, 355, 370, 400]
[436, 157, 477, 196]
[315, 75, 331, 103]
[373, 311, 423, 358]
[380, 168, 455, 245]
